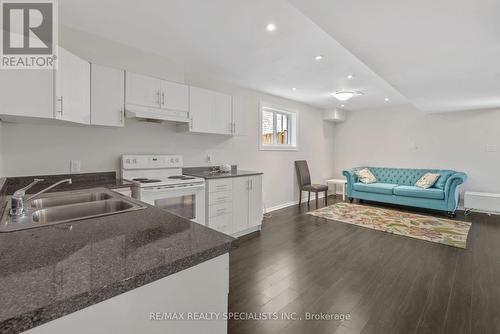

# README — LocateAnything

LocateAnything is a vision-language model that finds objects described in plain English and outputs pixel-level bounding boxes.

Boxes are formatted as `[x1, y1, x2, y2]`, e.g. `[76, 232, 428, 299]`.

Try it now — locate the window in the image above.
[260, 102, 298, 150]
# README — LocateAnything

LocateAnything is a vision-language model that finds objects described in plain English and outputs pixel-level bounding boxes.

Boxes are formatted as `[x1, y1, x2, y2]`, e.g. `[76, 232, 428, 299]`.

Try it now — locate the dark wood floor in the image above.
[228, 196, 500, 334]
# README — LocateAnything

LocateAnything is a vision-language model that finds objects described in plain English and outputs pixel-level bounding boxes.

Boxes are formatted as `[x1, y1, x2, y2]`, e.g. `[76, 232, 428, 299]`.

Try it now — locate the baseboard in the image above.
[265, 192, 328, 213]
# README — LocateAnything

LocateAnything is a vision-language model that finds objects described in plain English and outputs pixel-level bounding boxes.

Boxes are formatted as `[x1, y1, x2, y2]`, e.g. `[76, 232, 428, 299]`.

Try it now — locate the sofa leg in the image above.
[349, 198, 353, 203]
[447, 211, 456, 218]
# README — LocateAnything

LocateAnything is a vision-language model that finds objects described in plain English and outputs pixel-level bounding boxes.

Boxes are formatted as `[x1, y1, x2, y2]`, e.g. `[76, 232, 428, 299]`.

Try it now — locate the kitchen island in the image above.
[0, 175, 234, 334]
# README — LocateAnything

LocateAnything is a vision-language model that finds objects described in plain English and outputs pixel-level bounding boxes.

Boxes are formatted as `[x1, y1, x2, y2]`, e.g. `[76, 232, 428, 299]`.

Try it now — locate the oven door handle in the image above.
[141, 184, 205, 193]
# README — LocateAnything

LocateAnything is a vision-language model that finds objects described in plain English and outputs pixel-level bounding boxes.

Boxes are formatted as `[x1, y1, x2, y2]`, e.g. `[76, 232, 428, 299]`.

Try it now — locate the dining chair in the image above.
[294, 160, 328, 209]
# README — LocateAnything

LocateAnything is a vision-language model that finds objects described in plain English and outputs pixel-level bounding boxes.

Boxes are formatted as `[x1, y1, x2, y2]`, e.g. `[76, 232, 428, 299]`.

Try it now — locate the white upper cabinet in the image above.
[189, 86, 214, 133]
[214, 92, 233, 135]
[55, 47, 91, 124]
[188, 86, 233, 135]
[0, 69, 54, 119]
[125, 71, 189, 122]
[91, 64, 125, 127]
[125, 72, 161, 109]
[161, 80, 188, 112]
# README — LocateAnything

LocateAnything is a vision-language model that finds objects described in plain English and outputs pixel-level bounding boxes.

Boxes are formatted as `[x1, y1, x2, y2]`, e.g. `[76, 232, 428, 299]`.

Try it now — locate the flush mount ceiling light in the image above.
[331, 90, 363, 101]
[292, 87, 297, 91]
[266, 23, 276, 32]
[314, 55, 323, 60]
[347, 74, 354, 79]
[384, 97, 390, 102]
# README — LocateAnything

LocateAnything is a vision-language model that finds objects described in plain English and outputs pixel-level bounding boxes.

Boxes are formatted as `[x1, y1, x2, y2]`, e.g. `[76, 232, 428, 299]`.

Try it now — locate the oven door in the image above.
[140, 183, 205, 224]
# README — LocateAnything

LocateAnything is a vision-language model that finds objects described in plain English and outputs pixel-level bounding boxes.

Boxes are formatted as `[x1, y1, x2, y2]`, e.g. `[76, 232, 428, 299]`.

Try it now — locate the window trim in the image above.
[259, 101, 298, 151]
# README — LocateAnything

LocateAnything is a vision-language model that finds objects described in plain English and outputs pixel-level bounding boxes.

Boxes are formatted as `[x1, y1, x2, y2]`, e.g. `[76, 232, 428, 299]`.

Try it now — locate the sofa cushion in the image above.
[394, 186, 445, 200]
[353, 182, 397, 195]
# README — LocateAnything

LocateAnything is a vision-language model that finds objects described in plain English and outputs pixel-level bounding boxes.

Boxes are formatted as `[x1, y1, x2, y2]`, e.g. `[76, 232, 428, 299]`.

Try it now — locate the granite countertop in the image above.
[0, 174, 234, 333]
[183, 167, 263, 179]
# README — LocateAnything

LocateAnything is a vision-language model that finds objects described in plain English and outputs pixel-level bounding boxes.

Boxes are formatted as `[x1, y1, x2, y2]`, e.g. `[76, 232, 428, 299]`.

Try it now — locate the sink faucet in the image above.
[10, 178, 72, 216]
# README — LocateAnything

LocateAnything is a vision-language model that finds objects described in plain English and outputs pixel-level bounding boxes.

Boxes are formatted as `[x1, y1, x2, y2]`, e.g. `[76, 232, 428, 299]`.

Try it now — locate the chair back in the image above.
[295, 160, 311, 189]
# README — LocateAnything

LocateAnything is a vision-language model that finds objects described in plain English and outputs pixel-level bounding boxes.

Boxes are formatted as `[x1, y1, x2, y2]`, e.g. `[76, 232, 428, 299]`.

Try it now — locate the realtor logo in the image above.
[1, 0, 57, 69]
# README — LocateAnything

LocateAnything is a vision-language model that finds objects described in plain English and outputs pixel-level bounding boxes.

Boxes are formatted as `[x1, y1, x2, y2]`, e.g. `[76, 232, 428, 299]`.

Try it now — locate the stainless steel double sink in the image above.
[0, 188, 147, 232]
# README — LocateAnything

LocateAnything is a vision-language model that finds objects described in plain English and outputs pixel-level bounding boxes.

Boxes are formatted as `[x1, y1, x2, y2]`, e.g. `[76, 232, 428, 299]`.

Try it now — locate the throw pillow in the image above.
[356, 168, 377, 184]
[415, 173, 440, 189]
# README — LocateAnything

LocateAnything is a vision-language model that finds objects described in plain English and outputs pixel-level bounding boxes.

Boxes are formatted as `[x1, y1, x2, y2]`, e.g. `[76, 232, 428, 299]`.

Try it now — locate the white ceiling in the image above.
[289, 0, 500, 113]
[59, 0, 407, 111]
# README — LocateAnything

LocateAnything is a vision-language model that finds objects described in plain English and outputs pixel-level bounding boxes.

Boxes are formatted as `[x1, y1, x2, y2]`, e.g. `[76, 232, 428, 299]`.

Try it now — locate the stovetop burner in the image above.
[168, 175, 196, 180]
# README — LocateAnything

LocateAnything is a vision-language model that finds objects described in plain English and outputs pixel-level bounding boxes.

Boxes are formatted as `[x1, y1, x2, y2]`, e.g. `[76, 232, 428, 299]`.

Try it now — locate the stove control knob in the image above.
[126, 159, 131, 164]
[170, 158, 175, 163]
[133, 159, 137, 164]
[175, 158, 180, 162]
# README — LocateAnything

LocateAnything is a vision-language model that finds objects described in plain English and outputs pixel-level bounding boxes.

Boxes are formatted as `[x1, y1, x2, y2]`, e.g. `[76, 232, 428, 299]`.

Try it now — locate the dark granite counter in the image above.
[183, 167, 263, 179]
[0, 174, 234, 333]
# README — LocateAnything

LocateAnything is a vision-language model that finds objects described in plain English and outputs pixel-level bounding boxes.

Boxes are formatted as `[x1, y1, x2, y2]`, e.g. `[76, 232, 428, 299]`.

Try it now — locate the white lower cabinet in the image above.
[25, 254, 229, 334]
[206, 175, 263, 237]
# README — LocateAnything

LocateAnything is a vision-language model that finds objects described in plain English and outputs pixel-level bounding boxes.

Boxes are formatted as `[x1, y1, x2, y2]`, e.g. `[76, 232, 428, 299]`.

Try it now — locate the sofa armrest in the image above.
[444, 172, 468, 211]
[342, 169, 358, 195]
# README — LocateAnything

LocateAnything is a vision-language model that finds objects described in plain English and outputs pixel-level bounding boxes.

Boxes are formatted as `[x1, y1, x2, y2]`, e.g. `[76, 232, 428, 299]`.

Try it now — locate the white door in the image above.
[125, 72, 161, 108]
[161, 80, 188, 112]
[0, 69, 54, 119]
[232, 177, 249, 233]
[214, 92, 233, 134]
[189, 86, 214, 133]
[55, 47, 91, 124]
[248, 175, 263, 228]
[91, 64, 125, 127]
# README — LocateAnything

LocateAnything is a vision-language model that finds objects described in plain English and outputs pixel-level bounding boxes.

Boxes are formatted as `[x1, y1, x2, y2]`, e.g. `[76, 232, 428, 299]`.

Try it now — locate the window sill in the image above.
[259, 145, 298, 152]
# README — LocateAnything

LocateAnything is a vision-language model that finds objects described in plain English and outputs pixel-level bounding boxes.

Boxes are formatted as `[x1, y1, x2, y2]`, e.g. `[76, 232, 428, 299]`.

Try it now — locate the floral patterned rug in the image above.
[307, 202, 471, 249]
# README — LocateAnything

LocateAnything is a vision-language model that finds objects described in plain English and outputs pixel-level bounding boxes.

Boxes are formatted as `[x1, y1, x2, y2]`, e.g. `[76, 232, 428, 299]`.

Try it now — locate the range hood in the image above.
[125, 104, 189, 123]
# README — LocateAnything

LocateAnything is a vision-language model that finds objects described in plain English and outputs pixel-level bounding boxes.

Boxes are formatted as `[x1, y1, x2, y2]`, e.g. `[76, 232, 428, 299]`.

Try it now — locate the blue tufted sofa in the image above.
[342, 167, 468, 217]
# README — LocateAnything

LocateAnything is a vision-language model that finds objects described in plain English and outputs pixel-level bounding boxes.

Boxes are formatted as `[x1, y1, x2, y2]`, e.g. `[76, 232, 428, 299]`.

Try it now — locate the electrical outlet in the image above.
[70, 160, 81, 173]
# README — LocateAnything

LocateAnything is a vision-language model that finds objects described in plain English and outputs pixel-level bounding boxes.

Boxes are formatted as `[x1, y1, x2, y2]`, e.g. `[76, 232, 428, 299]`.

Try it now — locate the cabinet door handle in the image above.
[233, 122, 236, 133]
[162, 92, 165, 106]
[156, 91, 161, 106]
[250, 179, 253, 190]
[120, 108, 124, 123]
[190, 117, 193, 129]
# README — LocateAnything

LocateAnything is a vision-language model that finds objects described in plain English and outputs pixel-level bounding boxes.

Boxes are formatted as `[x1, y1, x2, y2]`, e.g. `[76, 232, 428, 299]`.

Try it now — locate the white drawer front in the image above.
[208, 179, 232, 193]
[209, 202, 232, 218]
[208, 214, 232, 234]
[209, 191, 233, 205]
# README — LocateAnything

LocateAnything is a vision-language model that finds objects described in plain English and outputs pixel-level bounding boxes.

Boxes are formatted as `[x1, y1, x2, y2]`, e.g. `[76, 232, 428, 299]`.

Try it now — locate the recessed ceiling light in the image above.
[331, 90, 363, 101]
[266, 23, 276, 32]
[347, 74, 354, 79]
[292, 87, 297, 91]
[384, 97, 390, 102]
[314, 55, 323, 61]
[341, 104, 345, 108]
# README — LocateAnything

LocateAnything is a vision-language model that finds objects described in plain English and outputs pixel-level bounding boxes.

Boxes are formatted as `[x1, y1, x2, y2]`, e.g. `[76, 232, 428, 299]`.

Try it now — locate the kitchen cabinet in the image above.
[125, 71, 189, 121]
[232, 175, 263, 234]
[0, 47, 90, 123]
[187, 86, 233, 135]
[26, 254, 229, 334]
[91, 64, 125, 127]
[125, 72, 161, 109]
[206, 175, 262, 237]
[55, 47, 91, 124]
[0, 69, 54, 119]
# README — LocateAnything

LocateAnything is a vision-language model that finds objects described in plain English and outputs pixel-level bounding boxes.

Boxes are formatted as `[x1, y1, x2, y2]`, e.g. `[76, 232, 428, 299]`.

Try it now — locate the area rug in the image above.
[307, 202, 471, 248]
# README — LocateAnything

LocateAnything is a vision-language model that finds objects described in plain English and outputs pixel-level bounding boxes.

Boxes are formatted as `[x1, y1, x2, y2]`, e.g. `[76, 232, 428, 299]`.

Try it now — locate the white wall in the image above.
[0, 26, 335, 210]
[332, 105, 500, 194]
